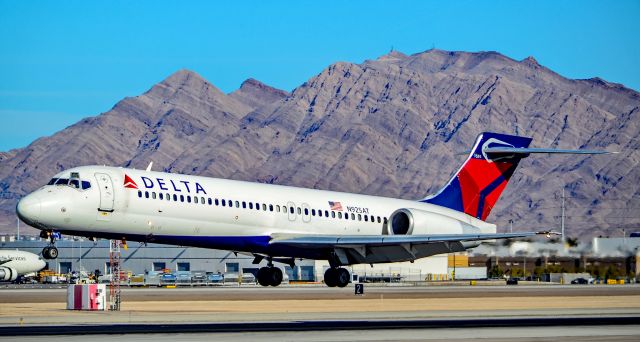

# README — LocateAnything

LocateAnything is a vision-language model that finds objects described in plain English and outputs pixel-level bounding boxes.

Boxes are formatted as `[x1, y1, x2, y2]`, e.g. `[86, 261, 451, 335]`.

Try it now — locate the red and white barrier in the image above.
[66, 284, 107, 311]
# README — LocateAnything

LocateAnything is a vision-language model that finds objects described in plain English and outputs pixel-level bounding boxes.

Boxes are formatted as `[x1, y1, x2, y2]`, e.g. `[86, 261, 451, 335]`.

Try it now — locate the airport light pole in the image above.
[561, 188, 565, 243]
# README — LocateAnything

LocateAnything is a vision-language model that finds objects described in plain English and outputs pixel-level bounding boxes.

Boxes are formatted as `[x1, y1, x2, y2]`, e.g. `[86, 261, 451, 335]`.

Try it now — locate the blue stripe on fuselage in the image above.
[56, 230, 327, 260]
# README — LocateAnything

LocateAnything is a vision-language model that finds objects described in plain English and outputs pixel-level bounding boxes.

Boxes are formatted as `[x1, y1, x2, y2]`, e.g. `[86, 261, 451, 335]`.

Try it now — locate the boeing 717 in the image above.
[15, 132, 612, 287]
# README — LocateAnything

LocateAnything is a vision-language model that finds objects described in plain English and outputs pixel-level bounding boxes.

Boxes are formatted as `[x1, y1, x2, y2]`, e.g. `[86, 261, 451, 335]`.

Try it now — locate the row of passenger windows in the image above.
[137, 190, 387, 224]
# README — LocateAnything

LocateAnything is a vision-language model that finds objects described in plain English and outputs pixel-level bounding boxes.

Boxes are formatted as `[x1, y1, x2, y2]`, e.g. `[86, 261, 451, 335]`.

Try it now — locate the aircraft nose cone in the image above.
[16, 194, 41, 224]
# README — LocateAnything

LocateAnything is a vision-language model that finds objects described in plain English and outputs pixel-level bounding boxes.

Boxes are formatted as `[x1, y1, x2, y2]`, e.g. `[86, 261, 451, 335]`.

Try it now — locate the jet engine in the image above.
[388, 208, 479, 236]
[0, 266, 18, 281]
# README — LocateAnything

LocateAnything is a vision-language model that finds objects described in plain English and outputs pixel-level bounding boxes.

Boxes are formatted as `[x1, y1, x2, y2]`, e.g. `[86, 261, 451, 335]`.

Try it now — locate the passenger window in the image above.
[201, 197, 205, 204]
[138, 191, 142, 198]
[318, 210, 323, 217]
[145, 191, 149, 199]
[187, 196, 191, 203]
[304, 208, 309, 215]
[338, 212, 343, 219]
[235, 201, 240, 208]
[297, 207, 301, 215]
[370, 215, 374, 222]
[269, 204, 273, 212]
[221, 199, 226, 206]
[166, 193, 170, 201]
[173, 194, 178, 201]
[384, 217, 388, 224]
[351, 213, 355, 220]
[159, 193, 163, 200]
[262, 204, 267, 211]
[377, 216, 381, 223]
[180, 195, 184, 202]
[344, 213, 349, 220]
[215, 199, 219, 206]
[255, 203, 260, 210]
[289, 207, 294, 214]
[249, 202, 253, 209]
[242, 201, 247, 209]
[276, 205, 280, 212]
[324, 210, 329, 217]
[331, 211, 336, 218]
[364, 215, 368, 222]
[358, 214, 362, 221]
[312, 209, 316, 216]
[208, 198, 212, 205]
[194, 196, 198, 204]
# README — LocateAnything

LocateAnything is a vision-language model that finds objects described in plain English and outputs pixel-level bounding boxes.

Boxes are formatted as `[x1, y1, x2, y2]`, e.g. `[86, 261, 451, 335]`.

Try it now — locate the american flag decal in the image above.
[328, 201, 343, 211]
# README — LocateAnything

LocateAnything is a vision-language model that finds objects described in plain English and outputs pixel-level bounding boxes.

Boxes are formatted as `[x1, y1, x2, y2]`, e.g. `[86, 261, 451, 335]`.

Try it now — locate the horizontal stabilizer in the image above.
[484, 147, 617, 155]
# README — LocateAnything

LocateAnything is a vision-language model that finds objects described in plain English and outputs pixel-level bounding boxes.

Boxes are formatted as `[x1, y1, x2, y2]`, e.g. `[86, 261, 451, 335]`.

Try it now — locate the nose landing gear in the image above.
[324, 267, 350, 288]
[39, 230, 59, 260]
[42, 245, 58, 260]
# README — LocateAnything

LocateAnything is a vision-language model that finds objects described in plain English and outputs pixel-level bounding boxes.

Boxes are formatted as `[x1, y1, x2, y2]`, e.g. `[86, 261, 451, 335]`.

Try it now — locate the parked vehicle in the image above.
[159, 272, 177, 286]
[506, 278, 519, 285]
[207, 273, 224, 285]
[129, 274, 146, 287]
[571, 277, 589, 285]
[191, 271, 207, 286]
[175, 271, 192, 286]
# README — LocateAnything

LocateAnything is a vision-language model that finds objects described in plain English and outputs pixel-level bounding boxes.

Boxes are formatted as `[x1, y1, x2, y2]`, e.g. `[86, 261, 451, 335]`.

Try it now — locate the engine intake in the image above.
[388, 208, 478, 235]
[0, 266, 18, 281]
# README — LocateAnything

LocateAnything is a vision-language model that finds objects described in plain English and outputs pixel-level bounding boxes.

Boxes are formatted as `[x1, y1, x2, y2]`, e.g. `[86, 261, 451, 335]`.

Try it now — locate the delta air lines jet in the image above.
[16, 132, 611, 287]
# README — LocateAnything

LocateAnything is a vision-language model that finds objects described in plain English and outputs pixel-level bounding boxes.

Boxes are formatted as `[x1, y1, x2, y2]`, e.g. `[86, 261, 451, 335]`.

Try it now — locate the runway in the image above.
[1, 284, 639, 340]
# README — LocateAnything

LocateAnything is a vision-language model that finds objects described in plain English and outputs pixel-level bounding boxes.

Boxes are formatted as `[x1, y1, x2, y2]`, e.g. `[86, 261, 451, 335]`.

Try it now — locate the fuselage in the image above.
[17, 165, 495, 261]
[0, 250, 46, 278]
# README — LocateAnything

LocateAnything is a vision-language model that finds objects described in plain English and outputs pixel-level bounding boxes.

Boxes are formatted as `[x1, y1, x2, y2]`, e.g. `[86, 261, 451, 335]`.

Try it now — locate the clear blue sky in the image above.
[1, 1, 638, 151]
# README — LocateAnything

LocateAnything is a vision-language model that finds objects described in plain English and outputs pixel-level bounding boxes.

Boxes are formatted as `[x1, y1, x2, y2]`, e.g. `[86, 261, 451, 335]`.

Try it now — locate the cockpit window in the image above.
[55, 178, 69, 185]
[69, 179, 80, 189]
[47, 177, 91, 190]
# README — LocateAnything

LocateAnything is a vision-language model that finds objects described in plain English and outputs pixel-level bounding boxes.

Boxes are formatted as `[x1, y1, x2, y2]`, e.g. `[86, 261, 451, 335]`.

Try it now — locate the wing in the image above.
[270, 231, 556, 265]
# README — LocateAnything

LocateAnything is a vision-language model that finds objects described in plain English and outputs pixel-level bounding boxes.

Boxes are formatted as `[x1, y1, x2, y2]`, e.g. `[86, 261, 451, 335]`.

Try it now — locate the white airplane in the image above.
[0, 250, 47, 282]
[15, 132, 612, 287]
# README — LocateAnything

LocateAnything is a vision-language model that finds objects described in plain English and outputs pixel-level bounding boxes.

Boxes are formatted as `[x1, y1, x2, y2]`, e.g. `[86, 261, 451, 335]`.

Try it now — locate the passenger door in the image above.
[94, 173, 115, 212]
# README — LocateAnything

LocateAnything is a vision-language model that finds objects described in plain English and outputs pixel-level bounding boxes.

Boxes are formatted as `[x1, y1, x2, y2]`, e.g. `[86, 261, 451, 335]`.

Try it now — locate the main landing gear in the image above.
[256, 265, 283, 287]
[324, 267, 350, 288]
[40, 230, 59, 260]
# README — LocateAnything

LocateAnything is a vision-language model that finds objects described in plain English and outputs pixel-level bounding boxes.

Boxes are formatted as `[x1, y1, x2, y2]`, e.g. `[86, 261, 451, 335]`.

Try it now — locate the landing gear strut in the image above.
[256, 258, 283, 287]
[324, 267, 350, 288]
[40, 230, 59, 260]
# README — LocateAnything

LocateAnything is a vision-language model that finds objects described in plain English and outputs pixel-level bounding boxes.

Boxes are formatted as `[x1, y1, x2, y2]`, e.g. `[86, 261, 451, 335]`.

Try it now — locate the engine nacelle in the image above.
[0, 266, 18, 281]
[388, 208, 479, 235]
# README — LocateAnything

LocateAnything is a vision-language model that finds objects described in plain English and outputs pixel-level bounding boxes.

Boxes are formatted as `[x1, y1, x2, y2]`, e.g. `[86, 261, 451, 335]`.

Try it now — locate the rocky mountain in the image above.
[1, 49, 638, 240]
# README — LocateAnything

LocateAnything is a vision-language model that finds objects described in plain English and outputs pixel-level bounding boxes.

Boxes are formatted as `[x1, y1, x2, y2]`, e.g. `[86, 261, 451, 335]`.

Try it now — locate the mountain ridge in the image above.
[1, 49, 638, 240]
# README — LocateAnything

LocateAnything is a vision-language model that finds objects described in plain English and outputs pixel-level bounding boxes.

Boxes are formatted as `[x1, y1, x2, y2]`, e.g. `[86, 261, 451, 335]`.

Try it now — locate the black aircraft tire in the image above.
[257, 267, 270, 287]
[324, 268, 338, 287]
[336, 268, 350, 288]
[269, 267, 283, 287]
[42, 247, 51, 260]
[48, 246, 59, 259]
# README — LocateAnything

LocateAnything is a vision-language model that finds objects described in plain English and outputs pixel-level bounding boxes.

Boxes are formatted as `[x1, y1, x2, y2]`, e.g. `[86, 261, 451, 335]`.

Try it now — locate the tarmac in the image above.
[1, 284, 639, 339]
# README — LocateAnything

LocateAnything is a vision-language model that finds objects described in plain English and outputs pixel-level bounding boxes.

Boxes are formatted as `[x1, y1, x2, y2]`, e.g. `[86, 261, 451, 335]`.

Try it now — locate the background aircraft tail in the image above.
[420, 132, 532, 221]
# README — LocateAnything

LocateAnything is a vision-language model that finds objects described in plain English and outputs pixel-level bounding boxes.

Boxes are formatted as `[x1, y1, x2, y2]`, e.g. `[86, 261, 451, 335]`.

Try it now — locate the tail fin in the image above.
[421, 132, 532, 220]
